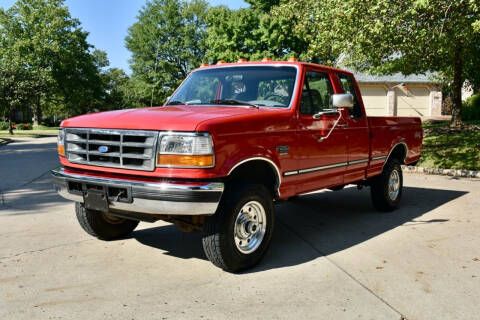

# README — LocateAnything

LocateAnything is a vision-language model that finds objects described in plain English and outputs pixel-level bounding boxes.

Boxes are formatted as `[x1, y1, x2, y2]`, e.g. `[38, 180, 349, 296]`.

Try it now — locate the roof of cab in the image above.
[193, 60, 352, 75]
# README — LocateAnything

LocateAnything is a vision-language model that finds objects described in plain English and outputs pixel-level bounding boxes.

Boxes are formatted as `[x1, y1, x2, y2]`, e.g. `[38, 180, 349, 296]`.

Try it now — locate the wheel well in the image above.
[228, 160, 279, 198]
[387, 143, 407, 164]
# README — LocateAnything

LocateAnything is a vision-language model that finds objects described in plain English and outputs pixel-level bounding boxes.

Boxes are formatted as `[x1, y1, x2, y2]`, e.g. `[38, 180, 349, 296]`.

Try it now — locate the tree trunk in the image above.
[8, 108, 14, 135]
[450, 43, 464, 128]
[33, 103, 42, 126]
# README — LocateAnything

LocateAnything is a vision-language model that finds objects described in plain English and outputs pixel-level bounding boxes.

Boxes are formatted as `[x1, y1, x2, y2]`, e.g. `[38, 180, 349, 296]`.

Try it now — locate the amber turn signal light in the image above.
[237, 58, 247, 63]
[157, 154, 214, 167]
[262, 57, 272, 61]
[200, 63, 209, 67]
[58, 145, 65, 156]
[216, 60, 227, 65]
[288, 57, 298, 62]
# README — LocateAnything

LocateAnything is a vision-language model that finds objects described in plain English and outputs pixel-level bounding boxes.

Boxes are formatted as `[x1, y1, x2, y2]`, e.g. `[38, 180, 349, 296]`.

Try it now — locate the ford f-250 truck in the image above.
[52, 60, 422, 272]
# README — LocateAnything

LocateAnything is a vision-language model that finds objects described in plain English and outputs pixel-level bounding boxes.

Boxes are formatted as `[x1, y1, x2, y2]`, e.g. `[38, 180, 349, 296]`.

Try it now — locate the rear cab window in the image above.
[337, 73, 363, 119]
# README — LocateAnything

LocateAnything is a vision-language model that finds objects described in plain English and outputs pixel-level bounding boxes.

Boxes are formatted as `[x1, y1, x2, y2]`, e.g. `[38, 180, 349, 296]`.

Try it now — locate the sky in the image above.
[1, 0, 249, 72]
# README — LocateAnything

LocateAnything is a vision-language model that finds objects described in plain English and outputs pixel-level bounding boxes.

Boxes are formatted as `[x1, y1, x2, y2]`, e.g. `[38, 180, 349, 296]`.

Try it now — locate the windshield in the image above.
[166, 66, 297, 108]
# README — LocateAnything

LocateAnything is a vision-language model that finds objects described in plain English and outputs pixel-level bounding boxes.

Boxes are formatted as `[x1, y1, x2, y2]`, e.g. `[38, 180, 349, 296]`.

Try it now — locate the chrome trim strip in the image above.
[228, 157, 282, 196]
[298, 162, 348, 174]
[51, 167, 223, 192]
[371, 155, 387, 161]
[348, 158, 369, 165]
[283, 158, 370, 177]
[382, 142, 408, 169]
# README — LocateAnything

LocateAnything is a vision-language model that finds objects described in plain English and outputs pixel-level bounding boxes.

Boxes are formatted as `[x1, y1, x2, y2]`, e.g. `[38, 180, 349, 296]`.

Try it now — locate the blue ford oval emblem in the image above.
[98, 146, 109, 153]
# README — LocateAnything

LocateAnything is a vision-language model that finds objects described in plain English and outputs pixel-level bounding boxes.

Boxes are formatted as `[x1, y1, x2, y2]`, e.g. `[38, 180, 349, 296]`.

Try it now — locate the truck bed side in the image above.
[367, 116, 423, 178]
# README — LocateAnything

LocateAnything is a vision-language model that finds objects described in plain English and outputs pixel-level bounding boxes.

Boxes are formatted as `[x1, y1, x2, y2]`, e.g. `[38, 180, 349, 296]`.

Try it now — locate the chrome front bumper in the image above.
[51, 167, 224, 216]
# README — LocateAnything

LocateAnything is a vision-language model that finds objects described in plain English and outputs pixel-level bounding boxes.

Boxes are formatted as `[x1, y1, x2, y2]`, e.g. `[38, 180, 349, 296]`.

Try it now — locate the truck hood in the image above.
[61, 105, 260, 131]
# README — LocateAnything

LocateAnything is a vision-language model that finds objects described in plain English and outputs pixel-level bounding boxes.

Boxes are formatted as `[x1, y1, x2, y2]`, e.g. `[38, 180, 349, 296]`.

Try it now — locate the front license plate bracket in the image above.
[83, 187, 109, 212]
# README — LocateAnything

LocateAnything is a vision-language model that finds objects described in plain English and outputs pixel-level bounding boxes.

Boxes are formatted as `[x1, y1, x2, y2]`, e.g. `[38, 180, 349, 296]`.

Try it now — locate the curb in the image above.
[402, 165, 480, 178]
[0, 138, 12, 146]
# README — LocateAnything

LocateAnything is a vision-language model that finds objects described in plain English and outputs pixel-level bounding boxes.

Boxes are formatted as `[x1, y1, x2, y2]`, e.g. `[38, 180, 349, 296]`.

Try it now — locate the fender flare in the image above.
[383, 142, 408, 169]
[227, 157, 282, 197]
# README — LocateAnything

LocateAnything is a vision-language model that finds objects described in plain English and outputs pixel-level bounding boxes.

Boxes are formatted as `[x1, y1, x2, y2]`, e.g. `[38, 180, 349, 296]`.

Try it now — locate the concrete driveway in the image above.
[1, 137, 479, 320]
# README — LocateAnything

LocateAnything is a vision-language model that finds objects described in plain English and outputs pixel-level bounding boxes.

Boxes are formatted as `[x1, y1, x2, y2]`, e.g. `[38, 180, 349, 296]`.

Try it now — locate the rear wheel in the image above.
[202, 183, 274, 272]
[75, 203, 139, 240]
[370, 159, 403, 211]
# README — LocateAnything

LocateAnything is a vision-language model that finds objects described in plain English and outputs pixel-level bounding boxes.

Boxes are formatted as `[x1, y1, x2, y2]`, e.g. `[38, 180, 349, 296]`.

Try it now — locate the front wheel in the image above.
[202, 183, 274, 272]
[370, 160, 403, 211]
[75, 203, 139, 240]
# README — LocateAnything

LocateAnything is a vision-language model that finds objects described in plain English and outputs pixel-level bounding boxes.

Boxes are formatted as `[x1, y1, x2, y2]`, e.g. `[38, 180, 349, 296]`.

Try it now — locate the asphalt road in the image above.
[1, 137, 479, 320]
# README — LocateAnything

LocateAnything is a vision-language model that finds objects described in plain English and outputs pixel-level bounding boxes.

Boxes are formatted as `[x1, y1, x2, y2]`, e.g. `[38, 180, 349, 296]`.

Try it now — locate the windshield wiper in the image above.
[208, 99, 259, 108]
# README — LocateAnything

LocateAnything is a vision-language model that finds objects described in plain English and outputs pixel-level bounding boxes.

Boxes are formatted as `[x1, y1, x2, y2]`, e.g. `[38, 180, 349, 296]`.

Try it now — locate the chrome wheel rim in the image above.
[234, 201, 267, 254]
[388, 169, 400, 201]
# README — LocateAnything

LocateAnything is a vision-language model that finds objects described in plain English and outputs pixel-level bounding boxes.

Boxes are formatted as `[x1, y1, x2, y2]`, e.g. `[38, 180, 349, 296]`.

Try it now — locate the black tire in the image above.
[202, 183, 275, 272]
[75, 202, 139, 240]
[370, 159, 403, 211]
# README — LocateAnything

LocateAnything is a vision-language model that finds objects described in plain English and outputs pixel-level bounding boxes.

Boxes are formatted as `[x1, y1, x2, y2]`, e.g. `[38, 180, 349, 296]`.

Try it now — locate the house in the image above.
[354, 72, 443, 117]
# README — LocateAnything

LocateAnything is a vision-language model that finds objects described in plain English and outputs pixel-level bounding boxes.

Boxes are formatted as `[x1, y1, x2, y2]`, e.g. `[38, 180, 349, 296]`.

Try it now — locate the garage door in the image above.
[359, 86, 388, 116]
[396, 86, 430, 117]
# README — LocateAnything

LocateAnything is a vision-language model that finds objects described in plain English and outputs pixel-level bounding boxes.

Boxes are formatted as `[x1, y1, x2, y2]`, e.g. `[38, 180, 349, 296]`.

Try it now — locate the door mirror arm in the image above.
[317, 110, 344, 142]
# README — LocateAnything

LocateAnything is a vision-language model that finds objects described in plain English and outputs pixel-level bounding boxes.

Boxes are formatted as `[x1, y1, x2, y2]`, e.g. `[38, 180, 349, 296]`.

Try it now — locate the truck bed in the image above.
[368, 116, 423, 166]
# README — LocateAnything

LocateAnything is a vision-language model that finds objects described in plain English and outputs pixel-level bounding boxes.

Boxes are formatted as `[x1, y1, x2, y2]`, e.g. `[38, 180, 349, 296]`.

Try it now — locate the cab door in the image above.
[337, 73, 370, 183]
[293, 69, 348, 194]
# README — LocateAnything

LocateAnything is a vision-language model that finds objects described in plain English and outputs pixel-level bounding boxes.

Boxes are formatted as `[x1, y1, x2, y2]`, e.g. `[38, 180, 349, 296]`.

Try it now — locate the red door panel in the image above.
[292, 69, 347, 194]
[336, 73, 370, 183]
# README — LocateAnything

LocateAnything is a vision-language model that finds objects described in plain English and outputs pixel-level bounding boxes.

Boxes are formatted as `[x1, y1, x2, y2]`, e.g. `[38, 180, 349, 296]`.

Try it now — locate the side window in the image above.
[300, 71, 333, 115]
[338, 74, 362, 118]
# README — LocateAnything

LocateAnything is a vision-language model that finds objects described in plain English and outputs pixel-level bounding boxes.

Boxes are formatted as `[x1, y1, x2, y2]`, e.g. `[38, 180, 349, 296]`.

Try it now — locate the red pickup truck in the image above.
[52, 60, 422, 272]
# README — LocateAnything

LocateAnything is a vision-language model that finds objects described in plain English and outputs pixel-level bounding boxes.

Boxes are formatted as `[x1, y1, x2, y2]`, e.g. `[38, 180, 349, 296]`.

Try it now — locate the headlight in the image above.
[57, 128, 65, 156]
[157, 132, 214, 168]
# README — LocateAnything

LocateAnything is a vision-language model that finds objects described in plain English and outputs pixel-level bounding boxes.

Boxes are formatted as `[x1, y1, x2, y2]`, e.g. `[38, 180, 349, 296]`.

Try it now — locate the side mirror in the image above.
[332, 93, 354, 108]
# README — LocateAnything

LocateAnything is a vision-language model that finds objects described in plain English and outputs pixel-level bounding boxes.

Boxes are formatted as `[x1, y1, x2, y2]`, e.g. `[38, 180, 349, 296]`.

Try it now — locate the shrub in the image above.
[463, 94, 480, 120]
[16, 123, 32, 130]
[0, 121, 9, 130]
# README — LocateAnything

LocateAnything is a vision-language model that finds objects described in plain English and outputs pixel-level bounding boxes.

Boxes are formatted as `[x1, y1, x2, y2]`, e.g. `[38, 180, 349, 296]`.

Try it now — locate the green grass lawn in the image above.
[419, 120, 480, 171]
[0, 126, 59, 138]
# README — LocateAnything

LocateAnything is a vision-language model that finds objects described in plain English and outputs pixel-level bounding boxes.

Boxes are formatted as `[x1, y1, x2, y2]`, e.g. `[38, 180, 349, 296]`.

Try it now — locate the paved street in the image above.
[1, 137, 479, 320]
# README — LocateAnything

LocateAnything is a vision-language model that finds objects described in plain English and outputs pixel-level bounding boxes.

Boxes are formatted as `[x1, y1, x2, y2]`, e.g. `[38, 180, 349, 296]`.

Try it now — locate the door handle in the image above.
[339, 123, 348, 129]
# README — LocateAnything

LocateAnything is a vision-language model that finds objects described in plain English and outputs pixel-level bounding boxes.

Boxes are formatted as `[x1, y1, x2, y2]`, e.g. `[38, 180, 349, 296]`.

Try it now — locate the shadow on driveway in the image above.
[0, 138, 59, 193]
[132, 186, 467, 272]
[0, 173, 69, 214]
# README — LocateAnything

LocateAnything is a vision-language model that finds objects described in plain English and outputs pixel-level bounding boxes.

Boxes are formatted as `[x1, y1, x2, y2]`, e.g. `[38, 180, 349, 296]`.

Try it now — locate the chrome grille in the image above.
[65, 128, 158, 171]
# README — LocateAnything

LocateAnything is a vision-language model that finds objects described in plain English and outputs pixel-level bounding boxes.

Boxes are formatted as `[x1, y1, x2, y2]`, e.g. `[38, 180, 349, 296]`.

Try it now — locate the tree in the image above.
[0, 0, 106, 124]
[98, 68, 145, 110]
[54, 48, 107, 116]
[276, 0, 480, 126]
[126, 0, 209, 106]
[0, 63, 31, 134]
[204, 2, 309, 63]
[245, 0, 279, 12]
